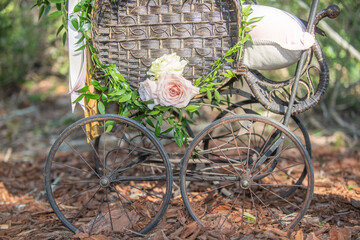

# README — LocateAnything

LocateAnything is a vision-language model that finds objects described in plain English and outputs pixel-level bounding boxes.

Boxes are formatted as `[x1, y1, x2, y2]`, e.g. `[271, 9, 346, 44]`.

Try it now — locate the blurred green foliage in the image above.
[0, 0, 41, 91]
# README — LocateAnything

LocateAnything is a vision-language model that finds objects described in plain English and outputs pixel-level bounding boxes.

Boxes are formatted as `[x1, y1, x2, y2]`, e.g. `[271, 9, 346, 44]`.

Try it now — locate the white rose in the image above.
[156, 73, 199, 108]
[138, 79, 158, 110]
[147, 53, 188, 80]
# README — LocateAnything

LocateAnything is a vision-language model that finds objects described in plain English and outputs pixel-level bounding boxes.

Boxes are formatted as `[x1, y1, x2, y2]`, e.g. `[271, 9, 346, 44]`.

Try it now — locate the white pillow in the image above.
[242, 5, 315, 70]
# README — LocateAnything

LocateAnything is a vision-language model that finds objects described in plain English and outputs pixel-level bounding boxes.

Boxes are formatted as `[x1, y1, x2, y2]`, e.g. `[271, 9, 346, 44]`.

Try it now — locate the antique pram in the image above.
[44, 0, 340, 236]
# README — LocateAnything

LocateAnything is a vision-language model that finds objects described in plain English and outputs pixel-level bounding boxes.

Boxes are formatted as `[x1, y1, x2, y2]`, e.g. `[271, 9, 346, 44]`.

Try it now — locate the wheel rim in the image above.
[45, 114, 172, 235]
[180, 115, 314, 232]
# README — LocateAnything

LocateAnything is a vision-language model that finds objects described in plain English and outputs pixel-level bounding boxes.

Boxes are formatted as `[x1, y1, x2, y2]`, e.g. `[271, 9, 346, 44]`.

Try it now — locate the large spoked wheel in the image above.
[45, 114, 172, 235]
[180, 115, 314, 232]
[211, 99, 311, 198]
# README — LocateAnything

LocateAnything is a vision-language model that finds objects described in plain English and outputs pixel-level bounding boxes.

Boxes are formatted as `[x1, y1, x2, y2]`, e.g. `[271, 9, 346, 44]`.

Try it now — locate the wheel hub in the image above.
[240, 179, 250, 189]
[99, 177, 110, 187]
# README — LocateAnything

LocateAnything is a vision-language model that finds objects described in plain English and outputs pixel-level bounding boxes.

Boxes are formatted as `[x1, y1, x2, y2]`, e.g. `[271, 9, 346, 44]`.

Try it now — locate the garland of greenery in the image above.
[35, 0, 261, 146]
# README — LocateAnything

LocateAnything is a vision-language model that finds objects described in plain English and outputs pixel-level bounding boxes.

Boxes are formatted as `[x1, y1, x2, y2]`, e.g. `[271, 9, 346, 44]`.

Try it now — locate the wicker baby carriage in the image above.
[44, 0, 340, 236]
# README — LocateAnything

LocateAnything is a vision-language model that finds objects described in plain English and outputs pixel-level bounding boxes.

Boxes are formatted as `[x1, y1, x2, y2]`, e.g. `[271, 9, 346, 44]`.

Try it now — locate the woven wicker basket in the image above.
[92, 0, 242, 88]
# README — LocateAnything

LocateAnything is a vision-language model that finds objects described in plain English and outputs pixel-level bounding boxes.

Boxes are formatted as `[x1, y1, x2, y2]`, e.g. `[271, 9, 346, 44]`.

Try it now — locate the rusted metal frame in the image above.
[283, 0, 319, 126]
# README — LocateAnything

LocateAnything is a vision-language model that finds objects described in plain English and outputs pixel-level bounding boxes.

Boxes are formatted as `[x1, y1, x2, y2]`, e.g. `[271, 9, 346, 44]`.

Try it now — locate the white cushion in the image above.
[242, 5, 315, 70]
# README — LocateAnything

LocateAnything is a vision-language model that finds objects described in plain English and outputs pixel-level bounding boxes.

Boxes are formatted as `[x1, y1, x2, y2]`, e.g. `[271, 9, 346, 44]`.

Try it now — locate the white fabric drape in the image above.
[68, 0, 86, 111]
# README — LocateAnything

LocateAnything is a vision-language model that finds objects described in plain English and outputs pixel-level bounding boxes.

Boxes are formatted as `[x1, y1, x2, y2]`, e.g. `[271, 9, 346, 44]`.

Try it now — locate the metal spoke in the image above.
[70, 186, 101, 224]
[109, 146, 139, 178]
[219, 190, 241, 230]
[105, 190, 114, 232]
[64, 140, 101, 178]
[58, 184, 98, 205]
[250, 188, 283, 227]
[89, 194, 104, 235]
[196, 151, 238, 176]
[53, 161, 93, 175]
[267, 163, 304, 175]
[114, 187, 152, 220]
[252, 145, 290, 178]
[103, 120, 106, 174]
[246, 120, 253, 170]
[114, 188, 138, 230]
[208, 133, 241, 177]
[253, 183, 306, 189]
[54, 181, 98, 186]
[228, 122, 246, 172]
[258, 126, 278, 156]
[80, 125, 102, 172]
[272, 166, 303, 183]
[250, 189, 260, 228]
[189, 182, 236, 199]
[269, 172, 281, 186]
[256, 184, 301, 210]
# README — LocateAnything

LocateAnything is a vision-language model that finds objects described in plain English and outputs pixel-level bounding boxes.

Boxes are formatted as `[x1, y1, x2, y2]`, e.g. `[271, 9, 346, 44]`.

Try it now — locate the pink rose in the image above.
[138, 79, 158, 110]
[156, 73, 199, 108]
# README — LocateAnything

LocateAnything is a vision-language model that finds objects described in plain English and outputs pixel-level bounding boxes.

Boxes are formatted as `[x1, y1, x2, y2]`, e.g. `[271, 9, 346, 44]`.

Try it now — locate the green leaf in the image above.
[185, 105, 200, 112]
[62, 32, 67, 46]
[69, 14, 79, 30]
[75, 35, 85, 44]
[79, 22, 91, 32]
[38, 6, 45, 20]
[240, 34, 250, 44]
[155, 121, 161, 137]
[132, 91, 142, 107]
[147, 110, 160, 115]
[98, 101, 105, 114]
[158, 115, 163, 126]
[77, 85, 89, 93]
[214, 90, 221, 103]
[225, 58, 234, 63]
[105, 120, 115, 133]
[160, 127, 173, 135]
[49, 11, 62, 17]
[56, 24, 64, 37]
[207, 90, 212, 102]
[223, 70, 236, 78]
[75, 44, 86, 51]
[84, 93, 100, 102]
[49, 0, 65, 3]
[92, 79, 107, 91]
[174, 130, 183, 147]
[43, 5, 51, 18]
[72, 94, 84, 103]
[73, 4, 82, 12]
[145, 117, 155, 128]
[101, 93, 108, 104]
[118, 94, 131, 103]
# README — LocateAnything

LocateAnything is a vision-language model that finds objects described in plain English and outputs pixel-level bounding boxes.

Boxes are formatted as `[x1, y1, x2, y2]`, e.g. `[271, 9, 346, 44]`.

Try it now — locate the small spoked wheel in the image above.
[44, 114, 172, 235]
[180, 115, 314, 232]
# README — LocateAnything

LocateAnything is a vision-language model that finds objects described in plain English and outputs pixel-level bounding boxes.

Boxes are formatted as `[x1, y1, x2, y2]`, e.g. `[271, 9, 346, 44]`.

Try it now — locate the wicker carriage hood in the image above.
[92, 0, 242, 89]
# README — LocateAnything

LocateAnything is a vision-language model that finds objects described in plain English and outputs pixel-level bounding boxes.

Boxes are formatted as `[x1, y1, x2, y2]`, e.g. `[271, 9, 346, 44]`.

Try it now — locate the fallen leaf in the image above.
[295, 230, 304, 240]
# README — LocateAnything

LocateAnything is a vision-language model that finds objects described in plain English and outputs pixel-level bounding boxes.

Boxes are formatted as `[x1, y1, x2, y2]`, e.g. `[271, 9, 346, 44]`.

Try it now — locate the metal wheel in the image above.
[180, 115, 314, 232]
[211, 99, 311, 197]
[45, 114, 172, 235]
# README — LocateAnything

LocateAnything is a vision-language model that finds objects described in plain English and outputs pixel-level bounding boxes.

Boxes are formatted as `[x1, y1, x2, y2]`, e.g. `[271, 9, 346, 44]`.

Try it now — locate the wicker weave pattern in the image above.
[92, 0, 240, 88]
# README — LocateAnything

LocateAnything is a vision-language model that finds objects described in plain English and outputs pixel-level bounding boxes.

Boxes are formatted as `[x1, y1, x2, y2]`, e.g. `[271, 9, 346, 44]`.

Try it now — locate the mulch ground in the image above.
[1, 142, 359, 239]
